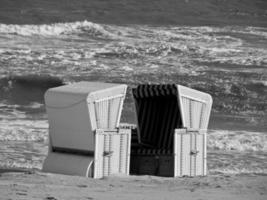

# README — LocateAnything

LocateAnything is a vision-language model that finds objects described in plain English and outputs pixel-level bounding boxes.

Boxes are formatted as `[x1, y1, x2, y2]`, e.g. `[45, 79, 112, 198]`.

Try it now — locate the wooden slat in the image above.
[174, 129, 207, 177]
[94, 129, 131, 178]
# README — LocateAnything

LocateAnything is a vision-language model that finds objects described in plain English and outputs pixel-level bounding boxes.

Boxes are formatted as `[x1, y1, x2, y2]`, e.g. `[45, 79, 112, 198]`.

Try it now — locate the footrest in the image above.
[42, 152, 94, 177]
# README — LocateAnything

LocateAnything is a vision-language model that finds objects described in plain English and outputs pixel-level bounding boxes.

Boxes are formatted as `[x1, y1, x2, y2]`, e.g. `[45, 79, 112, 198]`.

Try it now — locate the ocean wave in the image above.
[94, 43, 184, 59]
[0, 20, 114, 38]
[208, 130, 267, 152]
[0, 119, 48, 142]
[0, 140, 47, 170]
[234, 26, 267, 38]
[0, 24, 266, 78]
[0, 160, 43, 170]
[208, 150, 267, 175]
[209, 167, 267, 175]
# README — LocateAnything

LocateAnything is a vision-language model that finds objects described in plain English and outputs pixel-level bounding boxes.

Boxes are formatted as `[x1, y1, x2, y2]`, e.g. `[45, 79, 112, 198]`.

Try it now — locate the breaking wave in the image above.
[208, 130, 267, 152]
[0, 20, 114, 38]
[0, 119, 48, 142]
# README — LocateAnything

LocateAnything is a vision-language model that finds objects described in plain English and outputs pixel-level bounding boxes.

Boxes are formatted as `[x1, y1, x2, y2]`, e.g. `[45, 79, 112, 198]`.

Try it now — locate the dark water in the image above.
[0, 0, 266, 26]
[0, 0, 266, 174]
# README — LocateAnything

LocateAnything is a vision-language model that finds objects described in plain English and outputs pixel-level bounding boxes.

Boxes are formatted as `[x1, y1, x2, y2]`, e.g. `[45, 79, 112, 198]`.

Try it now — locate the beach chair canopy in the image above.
[45, 81, 127, 152]
[132, 84, 212, 150]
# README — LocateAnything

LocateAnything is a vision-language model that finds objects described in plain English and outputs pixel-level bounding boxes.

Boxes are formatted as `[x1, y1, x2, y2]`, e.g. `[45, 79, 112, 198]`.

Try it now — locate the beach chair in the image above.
[42, 82, 131, 178]
[130, 84, 212, 177]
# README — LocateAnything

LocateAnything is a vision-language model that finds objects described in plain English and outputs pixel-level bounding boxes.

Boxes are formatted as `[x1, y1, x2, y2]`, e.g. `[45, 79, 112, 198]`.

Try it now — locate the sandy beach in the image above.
[0, 170, 266, 200]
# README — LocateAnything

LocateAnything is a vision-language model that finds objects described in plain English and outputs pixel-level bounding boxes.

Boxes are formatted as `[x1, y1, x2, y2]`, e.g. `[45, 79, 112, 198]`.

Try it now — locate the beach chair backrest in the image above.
[94, 94, 125, 129]
[178, 85, 213, 130]
[45, 81, 127, 152]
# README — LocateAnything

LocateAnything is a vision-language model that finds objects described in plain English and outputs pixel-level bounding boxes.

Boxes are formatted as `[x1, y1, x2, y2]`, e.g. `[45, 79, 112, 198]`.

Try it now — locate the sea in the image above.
[0, 0, 266, 175]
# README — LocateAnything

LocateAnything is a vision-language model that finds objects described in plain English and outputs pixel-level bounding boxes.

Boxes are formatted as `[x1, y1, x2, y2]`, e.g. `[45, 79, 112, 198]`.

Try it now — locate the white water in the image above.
[208, 130, 267, 152]
[0, 21, 113, 37]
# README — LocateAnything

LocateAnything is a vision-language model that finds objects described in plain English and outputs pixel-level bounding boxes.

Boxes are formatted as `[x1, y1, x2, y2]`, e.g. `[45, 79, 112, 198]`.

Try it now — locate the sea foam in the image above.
[0, 119, 48, 142]
[208, 130, 267, 152]
[0, 21, 113, 37]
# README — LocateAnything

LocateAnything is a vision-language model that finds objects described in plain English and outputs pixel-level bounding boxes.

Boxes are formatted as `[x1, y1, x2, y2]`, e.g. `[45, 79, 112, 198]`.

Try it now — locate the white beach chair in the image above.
[130, 84, 212, 177]
[42, 82, 131, 178]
